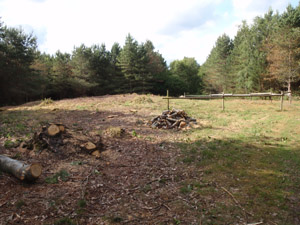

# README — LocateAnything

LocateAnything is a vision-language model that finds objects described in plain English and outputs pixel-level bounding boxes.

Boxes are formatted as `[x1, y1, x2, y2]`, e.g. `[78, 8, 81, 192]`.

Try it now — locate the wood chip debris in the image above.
[149, 109, 196, 129]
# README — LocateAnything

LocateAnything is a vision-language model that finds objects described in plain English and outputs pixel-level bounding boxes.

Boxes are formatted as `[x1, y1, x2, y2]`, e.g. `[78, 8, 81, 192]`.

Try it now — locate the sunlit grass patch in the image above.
[177, 135, 300, 223]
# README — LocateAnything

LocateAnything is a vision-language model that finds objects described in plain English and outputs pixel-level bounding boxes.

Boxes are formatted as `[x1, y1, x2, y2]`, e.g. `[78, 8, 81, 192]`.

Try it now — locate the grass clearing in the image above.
[0, 94, 299, 224]
[169, 98, 300, 224]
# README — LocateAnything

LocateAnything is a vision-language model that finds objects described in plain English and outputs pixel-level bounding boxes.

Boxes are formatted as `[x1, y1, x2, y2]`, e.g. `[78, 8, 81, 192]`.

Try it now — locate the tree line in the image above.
[201, 3, 300, 95]
[1, 3, 300, 106]
[0, 20, 201, 105]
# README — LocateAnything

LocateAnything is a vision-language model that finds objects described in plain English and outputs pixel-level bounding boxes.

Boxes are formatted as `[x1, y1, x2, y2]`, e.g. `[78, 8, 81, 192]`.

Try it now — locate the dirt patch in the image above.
[0, 95, 195, 224]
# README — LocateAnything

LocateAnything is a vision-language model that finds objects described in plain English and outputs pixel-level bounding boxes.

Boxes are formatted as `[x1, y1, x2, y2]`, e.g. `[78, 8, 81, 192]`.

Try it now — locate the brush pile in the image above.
[149, 109, 196, 129]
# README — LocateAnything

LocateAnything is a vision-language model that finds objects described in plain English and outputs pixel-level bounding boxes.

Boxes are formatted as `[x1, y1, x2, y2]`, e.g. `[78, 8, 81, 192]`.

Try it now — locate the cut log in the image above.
[166, 118, 177, 122]
[0, 155, 42, 181]
[91, 150, 101, 158]
[83, 142, 97, 151]
[179, 121, 187, 128]
[58, 125, 65, 132]
[47, 124, 60, 136]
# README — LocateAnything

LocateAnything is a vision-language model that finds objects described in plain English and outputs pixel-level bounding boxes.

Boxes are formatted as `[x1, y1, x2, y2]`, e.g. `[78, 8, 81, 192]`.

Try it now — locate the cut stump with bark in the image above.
[0, 155, 42, 181]
[83, 142, 97, 151]
[47, 124, 60, 136]
[91, 150, 101, 158]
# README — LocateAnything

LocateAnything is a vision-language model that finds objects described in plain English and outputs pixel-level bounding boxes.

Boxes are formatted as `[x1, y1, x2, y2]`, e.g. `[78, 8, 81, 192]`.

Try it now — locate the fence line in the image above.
[163, 91, 288, 111]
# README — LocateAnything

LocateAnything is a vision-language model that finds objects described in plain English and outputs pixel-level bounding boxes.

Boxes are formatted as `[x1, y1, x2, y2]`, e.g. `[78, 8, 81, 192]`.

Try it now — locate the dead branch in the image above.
[220, 186, 254, 217]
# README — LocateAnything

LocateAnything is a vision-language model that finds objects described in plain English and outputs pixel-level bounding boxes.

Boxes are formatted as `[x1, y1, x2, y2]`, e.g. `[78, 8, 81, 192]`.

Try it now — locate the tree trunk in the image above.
[288, 43, 292, 105]
[287, 76, 292, 105]
[0, 155, 42, 181]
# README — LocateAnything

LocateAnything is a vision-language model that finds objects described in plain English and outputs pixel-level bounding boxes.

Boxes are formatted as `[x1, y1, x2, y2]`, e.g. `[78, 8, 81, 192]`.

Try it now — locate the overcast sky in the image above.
[0, 0, 298, 64]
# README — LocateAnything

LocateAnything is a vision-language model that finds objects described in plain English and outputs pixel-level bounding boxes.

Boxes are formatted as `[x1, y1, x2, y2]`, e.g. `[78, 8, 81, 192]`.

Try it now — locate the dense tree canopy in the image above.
[202, 34, 233, 93]
[169, 57, 202, 95]
[1, 2, 300, 105]
[202, 3, 300, 94]
[0, 21, 39, 104]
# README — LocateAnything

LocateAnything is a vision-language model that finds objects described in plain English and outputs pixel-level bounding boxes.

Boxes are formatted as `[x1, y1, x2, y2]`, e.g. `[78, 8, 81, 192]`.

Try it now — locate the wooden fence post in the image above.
[280, 91, 284, 111]
[167, 90, 169, 110]
[222, 92, 225, 111]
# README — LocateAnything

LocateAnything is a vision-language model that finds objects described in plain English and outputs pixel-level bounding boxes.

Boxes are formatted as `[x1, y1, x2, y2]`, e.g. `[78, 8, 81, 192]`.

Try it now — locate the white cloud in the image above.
[0, 0, 298, 64]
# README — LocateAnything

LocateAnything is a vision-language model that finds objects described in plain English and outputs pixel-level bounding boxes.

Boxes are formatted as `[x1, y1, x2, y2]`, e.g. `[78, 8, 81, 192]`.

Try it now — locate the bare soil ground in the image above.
[0, 94, 300, 224]
[0, 94, 199, 225]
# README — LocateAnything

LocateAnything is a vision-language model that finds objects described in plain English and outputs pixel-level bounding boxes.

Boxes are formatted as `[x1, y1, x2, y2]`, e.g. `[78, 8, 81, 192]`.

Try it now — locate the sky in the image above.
[0, 0, 299, 64]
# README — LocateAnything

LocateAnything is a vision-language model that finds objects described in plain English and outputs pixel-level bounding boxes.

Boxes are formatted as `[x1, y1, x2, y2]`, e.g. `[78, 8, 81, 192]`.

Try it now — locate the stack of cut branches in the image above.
[149, 109, 196, 129]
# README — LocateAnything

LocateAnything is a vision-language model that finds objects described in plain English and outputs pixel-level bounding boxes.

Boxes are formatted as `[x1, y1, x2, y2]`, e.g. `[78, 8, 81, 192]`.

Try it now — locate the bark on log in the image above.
[0, 155, 42, 181]
[58, 125, 65, 133]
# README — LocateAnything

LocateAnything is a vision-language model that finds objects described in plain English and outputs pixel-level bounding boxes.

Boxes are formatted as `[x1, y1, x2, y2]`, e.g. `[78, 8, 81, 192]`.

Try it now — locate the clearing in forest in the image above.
[0, 94, 300, 224]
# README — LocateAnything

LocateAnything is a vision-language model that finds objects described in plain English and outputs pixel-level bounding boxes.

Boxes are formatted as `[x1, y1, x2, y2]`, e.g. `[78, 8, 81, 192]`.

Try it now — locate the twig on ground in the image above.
[0, 202, 7, 208]
[162, 203, 171, 211]
[141, 202, 171, 212]
[220, 186, 254, 217]
[81, 167, 94, 199]
[247, 222, 263, 225]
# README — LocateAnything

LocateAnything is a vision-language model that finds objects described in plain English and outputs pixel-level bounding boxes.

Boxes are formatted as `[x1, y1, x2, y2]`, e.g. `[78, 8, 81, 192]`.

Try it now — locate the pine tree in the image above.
[117, 34, 140, 92]
[202, 34, 233, 93]
[264, 4, 300, 94]
[169, 57, 201, 94]
[0, 23, 38, 104]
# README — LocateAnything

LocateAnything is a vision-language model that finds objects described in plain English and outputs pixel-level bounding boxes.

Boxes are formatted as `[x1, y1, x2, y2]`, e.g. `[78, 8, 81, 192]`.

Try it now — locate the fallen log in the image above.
[0, 155, 42, 181]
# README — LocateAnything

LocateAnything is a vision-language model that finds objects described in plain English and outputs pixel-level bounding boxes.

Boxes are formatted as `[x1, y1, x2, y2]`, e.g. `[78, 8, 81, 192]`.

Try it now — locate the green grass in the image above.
[1, 95, 300, 224]
[45, 169, 70, 184]
[54, 217, 75, 225]
[77, 199, 87, 208]
[15, 199, 25, 209]
[164, 98, 300, 224]
[178, 138, 300, 223]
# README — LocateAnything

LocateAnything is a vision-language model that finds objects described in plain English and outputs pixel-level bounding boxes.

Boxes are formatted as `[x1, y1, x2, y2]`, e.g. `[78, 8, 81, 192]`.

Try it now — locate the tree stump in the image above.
[47, 124, 60, 136]
[83, 142, 97, 151]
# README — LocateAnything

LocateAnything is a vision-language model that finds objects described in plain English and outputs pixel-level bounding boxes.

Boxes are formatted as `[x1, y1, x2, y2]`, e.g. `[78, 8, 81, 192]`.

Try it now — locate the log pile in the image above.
[23, 123, 66, 153]
[0, 123, 104, 181]
[149, 109, 196, 129]
[22, 124, 103, 158]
